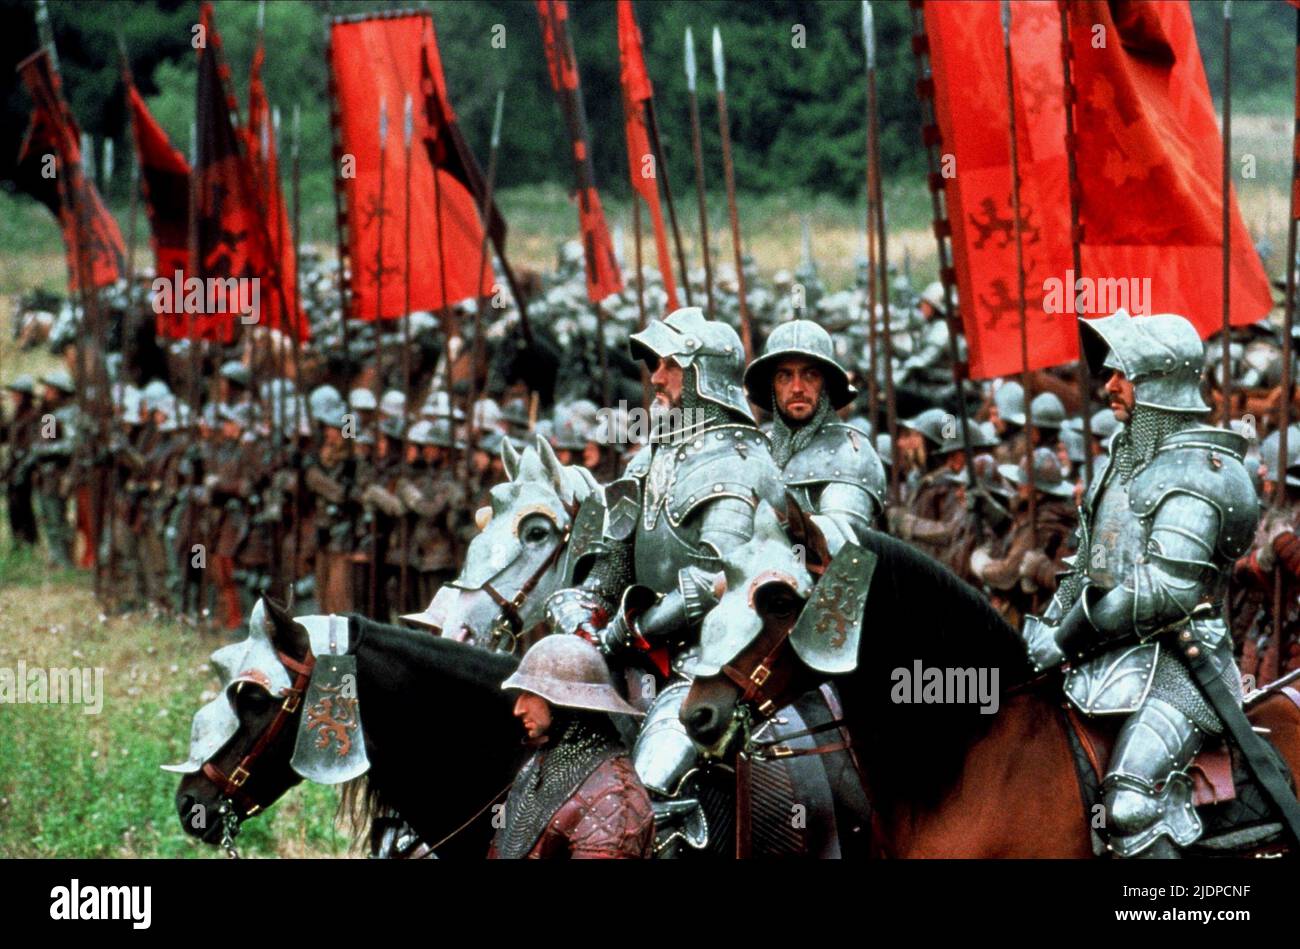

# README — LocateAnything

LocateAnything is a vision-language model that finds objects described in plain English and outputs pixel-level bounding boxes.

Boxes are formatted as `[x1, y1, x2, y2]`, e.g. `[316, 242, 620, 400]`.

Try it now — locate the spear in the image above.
[289, 103, 304, 609]
[645, 96, 692, 307]
[865, 2, 900, 502]
[1002, 1, 1036, 546]
[685, 26, 714, 318]
[865, 202, 880, 435]
[1221, 0, 1233, 430]
[1058, 0, 1094, 487]
[799, 214, 812, 316]
[712, 27, 752, 360]
[369, 94, 387, 620]
[399, 93, 413, 615]
[468, 90, 504, 466]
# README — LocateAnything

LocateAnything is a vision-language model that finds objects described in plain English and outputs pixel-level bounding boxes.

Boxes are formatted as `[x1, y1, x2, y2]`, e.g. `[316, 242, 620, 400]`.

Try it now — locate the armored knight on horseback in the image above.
[1023, 309, 1260, 857]
[743, 320, 885, 553]
[542, 306, 786, 797]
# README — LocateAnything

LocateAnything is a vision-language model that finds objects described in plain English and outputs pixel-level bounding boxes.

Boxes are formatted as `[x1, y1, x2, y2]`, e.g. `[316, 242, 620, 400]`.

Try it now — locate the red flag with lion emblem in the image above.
[924, 0, 1271, 380]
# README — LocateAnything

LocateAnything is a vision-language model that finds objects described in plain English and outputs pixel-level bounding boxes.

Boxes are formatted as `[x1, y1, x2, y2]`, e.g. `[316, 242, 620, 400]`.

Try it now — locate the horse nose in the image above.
[686, 704, 719, 743]
[177, 793, 198, 829]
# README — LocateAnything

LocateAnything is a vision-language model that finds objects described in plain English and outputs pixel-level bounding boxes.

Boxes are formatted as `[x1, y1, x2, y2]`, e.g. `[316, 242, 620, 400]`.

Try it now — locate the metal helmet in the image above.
[380, 389, 406, 419]
[550, 419, 589, 452]
[4, 374, 35, 396]
[348, 388, 378, 412]
[993, 380, 1026, 427]
[629, 306, 752, 420]
[919, 280, 947, 314]
[1080, 309, 1210, 414]
[1258, 424, 1300, 486]
[1058, 424, 1088, 466]
[220, 360, 251, 388]
[998, 446, 1075, 499]
[1029, 391, 1067, 431]
[406, 419, 437, 446]
[43, 370, 77, 396]
[500, 635, 643, 717]
[742, 319, 856, 411]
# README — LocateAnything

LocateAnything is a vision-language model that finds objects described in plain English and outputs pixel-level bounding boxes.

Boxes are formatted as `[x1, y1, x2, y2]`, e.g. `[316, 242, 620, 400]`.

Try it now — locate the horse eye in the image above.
[520, 515, 552, 545]
[235, 684, 271, 714]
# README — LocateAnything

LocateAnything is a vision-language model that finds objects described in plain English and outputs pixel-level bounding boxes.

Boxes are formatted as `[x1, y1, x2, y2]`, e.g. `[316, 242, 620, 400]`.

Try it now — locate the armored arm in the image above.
[304, 465, 346, 506]
[1026, 493, 1222, 671]
[809, 481, 879, 553]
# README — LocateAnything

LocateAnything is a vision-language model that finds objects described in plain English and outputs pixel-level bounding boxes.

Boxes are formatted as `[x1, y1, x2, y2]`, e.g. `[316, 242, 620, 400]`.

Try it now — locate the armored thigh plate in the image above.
[1064, 642, 1160, 716]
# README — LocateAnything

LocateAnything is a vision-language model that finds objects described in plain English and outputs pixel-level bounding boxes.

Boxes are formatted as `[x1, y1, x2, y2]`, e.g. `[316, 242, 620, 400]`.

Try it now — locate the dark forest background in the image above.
[0, 0, 1294, 213]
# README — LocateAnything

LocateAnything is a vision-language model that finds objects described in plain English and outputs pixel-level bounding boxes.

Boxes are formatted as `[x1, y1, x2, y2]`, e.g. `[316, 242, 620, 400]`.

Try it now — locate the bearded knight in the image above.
[1022, 310, 1259, 857]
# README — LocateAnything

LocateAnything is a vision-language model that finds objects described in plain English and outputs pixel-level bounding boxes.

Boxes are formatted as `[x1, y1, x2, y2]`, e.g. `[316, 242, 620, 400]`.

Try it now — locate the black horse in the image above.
[176, 603, 524, 859]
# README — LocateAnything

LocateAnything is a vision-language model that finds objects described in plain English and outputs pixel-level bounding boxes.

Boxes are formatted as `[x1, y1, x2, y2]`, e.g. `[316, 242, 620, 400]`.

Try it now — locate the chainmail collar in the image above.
[1111, 404, 1200, 483]
[770, 391, 835, 468]
[648, 366, 734, 445]
[496, 712, 624, 859]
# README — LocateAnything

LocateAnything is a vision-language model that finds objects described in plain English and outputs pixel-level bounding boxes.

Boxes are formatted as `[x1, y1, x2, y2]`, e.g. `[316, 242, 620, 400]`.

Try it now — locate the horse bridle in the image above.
[715, 601, 853, 763]
[480, 500, 576, 653]
[201, 648, 316, 830]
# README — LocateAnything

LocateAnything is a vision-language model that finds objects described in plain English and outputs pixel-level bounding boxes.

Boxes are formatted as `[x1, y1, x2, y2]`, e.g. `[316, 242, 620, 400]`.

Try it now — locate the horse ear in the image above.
[259, 597, 312, 661]
[784, 491, 831, 575]
[535, 435, 570, 501]
[501, 437, 522, 481]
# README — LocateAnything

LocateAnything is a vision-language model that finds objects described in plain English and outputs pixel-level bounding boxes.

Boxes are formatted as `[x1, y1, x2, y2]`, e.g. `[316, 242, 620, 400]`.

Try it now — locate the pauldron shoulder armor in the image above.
[1128, 426, 1258, 560]
[782, 421, 886, 512]
[664, 425, 783, 527]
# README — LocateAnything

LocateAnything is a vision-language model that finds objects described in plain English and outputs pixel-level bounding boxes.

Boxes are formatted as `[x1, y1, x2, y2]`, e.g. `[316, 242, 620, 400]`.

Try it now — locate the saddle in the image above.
[1061, 687, 1300, 856]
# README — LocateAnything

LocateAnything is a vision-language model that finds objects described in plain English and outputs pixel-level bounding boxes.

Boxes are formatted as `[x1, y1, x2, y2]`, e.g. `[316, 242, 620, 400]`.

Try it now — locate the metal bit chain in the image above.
[218, 798, 241, 859]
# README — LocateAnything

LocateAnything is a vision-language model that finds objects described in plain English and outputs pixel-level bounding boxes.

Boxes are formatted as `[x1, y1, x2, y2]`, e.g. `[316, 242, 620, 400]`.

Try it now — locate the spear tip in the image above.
[862, 1, 875, 68]
[685, 25, 697, 91]
[711, 26, 725, 92]
[491, 89, 505, 149]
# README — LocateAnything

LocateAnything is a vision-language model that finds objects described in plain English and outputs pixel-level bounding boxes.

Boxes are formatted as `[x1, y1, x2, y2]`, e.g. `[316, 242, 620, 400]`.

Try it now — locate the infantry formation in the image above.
[7, 241, 1300, 858]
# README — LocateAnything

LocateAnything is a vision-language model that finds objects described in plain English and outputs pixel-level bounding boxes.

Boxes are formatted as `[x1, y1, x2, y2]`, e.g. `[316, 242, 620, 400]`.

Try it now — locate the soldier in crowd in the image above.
[2, 375, 39, 547]
[1231, 424, 1300, 686]
[28, 370, 79, 569]
[969, 446, 1078, 628]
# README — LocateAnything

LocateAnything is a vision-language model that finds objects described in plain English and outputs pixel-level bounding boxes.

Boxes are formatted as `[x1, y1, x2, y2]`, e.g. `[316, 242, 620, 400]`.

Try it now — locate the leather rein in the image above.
[202, 648, 316, 819]
[481, 501, 576, 651]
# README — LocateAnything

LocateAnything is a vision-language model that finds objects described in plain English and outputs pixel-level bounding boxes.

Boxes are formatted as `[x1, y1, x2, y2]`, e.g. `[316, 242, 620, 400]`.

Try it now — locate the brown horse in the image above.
[681, 506, 1300, 857]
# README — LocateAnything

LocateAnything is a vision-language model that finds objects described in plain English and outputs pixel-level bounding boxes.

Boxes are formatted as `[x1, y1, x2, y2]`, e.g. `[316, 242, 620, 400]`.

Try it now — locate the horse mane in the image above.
[338, 617, 522, 851]
[845, 529, 1035, 808]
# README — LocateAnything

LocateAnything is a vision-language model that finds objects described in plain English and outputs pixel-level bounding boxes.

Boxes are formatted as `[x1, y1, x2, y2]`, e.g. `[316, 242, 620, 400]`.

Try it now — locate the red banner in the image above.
[618, 0, 678, 312]
[244, 42, 307, 340]
[17, 50, 125, 293]
[925, 0, 1271, 380]
[187, 3, 276, 343]
[124, 76, 189, 295]
[330, 13, 496, 321]
[538, 0, 623, 303]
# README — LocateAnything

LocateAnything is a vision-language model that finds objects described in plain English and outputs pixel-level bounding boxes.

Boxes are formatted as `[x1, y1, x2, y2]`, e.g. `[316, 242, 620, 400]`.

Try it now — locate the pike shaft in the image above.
[1058, 2, 1093, 487]
[687, 88, 714, 319]
[716, 87, 752, 361]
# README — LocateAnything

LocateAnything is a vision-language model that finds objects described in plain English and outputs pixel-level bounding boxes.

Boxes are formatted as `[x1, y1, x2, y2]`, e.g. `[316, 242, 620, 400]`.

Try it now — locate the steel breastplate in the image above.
[635, 502, 719, 592]
[1088, 475, 1144, 590]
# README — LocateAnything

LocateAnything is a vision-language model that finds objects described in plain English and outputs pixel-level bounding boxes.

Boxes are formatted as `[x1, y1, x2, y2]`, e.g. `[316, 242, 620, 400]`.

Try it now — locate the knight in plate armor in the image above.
[743, 319, 885, 553]
[543, 306, 785, 667]
[1022, 309, 1259, 857]
[490, 635, 654, 859]
[541, 306, 785, 800]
